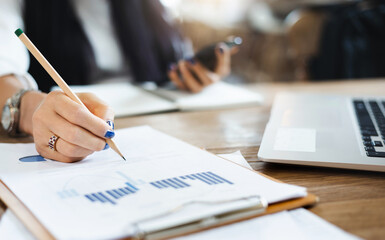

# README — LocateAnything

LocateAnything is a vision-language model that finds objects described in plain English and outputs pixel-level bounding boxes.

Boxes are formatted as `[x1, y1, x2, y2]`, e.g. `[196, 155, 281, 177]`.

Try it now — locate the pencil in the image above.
[15, 28, 126, 161]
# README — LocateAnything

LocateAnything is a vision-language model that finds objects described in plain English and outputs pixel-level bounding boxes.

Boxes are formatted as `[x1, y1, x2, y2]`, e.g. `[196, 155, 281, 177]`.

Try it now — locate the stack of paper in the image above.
[0, 126, 304, 239]
[53, 82, 177, 117]
[53, 81, 263, 117]
[174, 152, 361, 240]
[0, 150, 360, 240]
[174, 208, 361, 240]
[151, 81, 263, 111]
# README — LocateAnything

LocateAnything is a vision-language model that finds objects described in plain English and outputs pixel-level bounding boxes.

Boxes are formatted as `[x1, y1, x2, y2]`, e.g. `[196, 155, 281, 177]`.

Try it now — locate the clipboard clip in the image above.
[128, 195, 268, 240]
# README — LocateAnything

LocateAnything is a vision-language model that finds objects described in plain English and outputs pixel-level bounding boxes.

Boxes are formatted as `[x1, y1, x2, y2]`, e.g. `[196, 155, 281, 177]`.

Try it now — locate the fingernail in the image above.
[106, 120, 114, 130]
[218, 47, 224, 54]
[103, 143, 110, 150]
[188, 58, 196, 65]
[104, 130, 115, 139]
[168, 63, 176, 71]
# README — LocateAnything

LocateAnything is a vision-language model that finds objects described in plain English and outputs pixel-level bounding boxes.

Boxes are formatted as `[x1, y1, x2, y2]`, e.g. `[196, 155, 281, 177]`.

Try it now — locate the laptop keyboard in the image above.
[353, 100, 385, 158]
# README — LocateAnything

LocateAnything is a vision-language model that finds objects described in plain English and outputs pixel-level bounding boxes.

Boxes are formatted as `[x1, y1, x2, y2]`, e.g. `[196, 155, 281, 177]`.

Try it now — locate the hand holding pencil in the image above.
[15, 28, 125, 163]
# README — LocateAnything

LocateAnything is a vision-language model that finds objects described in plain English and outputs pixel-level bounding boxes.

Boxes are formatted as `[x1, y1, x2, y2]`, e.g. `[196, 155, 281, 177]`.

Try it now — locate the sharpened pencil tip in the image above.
[122, 156, 126, 161]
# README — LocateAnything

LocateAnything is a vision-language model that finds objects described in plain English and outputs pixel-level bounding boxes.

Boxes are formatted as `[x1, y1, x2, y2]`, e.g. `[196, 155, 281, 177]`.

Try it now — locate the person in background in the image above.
[309, 1, 385, 81]
[0, 0, 234, 163]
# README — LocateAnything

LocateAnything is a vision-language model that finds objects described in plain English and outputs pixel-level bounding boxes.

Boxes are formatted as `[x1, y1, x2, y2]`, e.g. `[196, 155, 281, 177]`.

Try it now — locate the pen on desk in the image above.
[14, 28, 126, 161]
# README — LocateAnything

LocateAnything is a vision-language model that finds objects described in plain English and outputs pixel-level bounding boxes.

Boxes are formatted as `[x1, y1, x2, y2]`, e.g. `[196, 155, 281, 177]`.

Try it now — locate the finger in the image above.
[225, 36, 241, 54]
[186, 60, 213, 87]
[43, 130, 97, 158]
[230, 46, 239, 55]
[35, 141, 85, 163]
[48, 91, 114, 139]
[77, 93, 115, 131]
[77, 93, 115, 122]
[42, 110, 106, 152]
[214, 43, 231, 77]
[56, 137, 96, 158]
[33, 131, 86, 163]
[178, 60, 203, 93]
[168, 64, 187, 91]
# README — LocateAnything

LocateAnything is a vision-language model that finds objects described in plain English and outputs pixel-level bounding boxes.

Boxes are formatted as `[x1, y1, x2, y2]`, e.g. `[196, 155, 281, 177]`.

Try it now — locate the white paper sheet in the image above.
[53, 82, 177, 117]
[173, 208, 362, 240]
[288, 208, 362, 240]
[0, 208, 362, 240]
[217, 151, 252, 170]
[0, 151, 246, 240]
[174, 210, 306, 240]
[52, 81, 263, 117]
[0, 126, 305, 240]
[149, 82, 263, 111]
[0, 151, 360, 240]
[0, 210, 36, 240]
[0, 209, 362, 240]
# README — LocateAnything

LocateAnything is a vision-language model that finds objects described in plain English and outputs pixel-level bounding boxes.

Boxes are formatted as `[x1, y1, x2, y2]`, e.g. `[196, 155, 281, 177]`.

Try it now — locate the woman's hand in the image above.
[31, 91, 115, 163]
[167, 43, 238, 93]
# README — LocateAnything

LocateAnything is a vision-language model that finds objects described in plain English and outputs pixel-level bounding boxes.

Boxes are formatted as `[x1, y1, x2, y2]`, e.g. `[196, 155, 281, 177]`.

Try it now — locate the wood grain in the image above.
[1, 79, 384, 239]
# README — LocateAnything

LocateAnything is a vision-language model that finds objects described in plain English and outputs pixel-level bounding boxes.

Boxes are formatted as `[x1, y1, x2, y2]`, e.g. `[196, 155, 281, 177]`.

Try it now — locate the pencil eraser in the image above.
[15, 28, 23, 37]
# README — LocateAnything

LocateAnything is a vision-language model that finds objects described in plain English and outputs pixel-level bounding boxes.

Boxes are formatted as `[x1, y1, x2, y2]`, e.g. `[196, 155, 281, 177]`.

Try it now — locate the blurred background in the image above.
[161, 0, 385, 84]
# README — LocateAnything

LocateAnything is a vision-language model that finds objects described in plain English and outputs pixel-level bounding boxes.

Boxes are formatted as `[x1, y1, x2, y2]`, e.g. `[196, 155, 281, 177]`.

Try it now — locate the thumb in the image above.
[214, 43, 231, 77]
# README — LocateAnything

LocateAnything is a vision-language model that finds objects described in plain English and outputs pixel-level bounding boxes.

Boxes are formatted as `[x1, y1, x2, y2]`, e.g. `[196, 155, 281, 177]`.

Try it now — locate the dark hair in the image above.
[24, 0, 184, 92]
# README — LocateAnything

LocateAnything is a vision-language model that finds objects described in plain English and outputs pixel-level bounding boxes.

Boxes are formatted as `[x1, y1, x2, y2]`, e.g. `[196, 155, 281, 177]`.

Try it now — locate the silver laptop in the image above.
[258, 92, 385, 172]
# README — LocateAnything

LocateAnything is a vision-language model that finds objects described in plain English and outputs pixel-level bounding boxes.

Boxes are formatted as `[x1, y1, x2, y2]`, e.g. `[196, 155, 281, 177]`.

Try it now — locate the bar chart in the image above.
[150, 171, 233, 190]
[83, 171, 142, 205]
[57, 189, 79, 199]
[82, 171, 233, 205]
[116, 171, 146, 186]
[84, 182, 139, 205]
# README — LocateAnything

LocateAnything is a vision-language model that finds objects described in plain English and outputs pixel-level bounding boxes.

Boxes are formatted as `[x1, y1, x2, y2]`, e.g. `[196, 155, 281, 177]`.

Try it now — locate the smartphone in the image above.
[195, 36, 242, 71]
[139, 37, 243, 90]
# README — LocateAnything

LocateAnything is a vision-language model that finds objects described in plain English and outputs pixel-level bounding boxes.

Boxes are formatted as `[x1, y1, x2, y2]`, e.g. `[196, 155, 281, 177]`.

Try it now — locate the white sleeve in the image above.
[0, 0, 34, 81]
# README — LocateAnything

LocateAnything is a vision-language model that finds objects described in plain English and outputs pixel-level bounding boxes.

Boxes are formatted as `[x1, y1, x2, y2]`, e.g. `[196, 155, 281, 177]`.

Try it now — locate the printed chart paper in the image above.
[0, 126, 306, 240]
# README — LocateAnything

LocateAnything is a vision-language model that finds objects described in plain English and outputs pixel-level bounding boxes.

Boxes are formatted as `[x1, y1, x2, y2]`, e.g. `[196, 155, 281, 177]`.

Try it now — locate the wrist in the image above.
[19, 91, 47, 135]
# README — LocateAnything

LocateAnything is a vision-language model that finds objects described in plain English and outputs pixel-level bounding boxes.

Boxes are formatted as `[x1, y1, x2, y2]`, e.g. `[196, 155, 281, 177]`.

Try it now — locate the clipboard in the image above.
[0, 172, 318, 240]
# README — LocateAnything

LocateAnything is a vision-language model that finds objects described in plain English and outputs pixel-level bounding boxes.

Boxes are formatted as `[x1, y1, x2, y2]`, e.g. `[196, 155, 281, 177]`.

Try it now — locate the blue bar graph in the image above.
[116, 171, 146, 186]
[197, 173, 217, 184]
[173, 178, 190, 187]
[191, 174, 213, 185]
[151, 182, 162, 189]
[125, 182, 138, 191]
[156, 181, 168, 188]
[106, 190, 119, 199]
[149, 171, 233, 190]
[57, 189, 79, 199]
[113, 189, 124, 197]
[91, 193, 105, 203]
[82, 171, 232, 205]
[85, 194, 95, 202]
[206, 172, 234, 185]
[84, 182, 140, 205]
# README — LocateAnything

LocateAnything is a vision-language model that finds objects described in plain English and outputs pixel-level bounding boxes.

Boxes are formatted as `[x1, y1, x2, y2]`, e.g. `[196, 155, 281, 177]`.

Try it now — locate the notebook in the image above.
[52, 81, 263, 117]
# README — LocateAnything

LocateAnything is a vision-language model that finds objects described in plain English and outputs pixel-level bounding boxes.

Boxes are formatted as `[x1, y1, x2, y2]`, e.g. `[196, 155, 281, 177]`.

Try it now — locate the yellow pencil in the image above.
[15, 28, 126, 161]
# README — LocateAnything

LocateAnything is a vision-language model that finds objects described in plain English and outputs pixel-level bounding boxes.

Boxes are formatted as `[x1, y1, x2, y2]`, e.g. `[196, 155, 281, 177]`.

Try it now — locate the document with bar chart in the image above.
[0, 126, 307, 240]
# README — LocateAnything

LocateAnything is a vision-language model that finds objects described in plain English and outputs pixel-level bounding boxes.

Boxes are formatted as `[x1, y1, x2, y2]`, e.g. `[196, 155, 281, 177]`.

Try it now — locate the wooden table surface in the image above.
[1, 79, 384, 239]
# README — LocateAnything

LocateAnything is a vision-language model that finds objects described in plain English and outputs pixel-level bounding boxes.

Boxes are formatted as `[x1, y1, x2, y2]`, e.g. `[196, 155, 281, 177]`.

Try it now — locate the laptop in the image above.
[258, 92, 385, 172]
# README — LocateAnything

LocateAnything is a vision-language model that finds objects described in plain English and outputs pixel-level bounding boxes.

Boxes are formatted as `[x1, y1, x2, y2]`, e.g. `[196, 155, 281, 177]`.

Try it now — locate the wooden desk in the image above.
[1, 79, 384, 239]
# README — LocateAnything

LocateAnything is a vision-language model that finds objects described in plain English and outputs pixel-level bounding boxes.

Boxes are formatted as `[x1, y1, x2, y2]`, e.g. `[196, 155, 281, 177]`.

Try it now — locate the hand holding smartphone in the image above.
[195, 36, 242, 71]
[162, 36, 242, 92]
